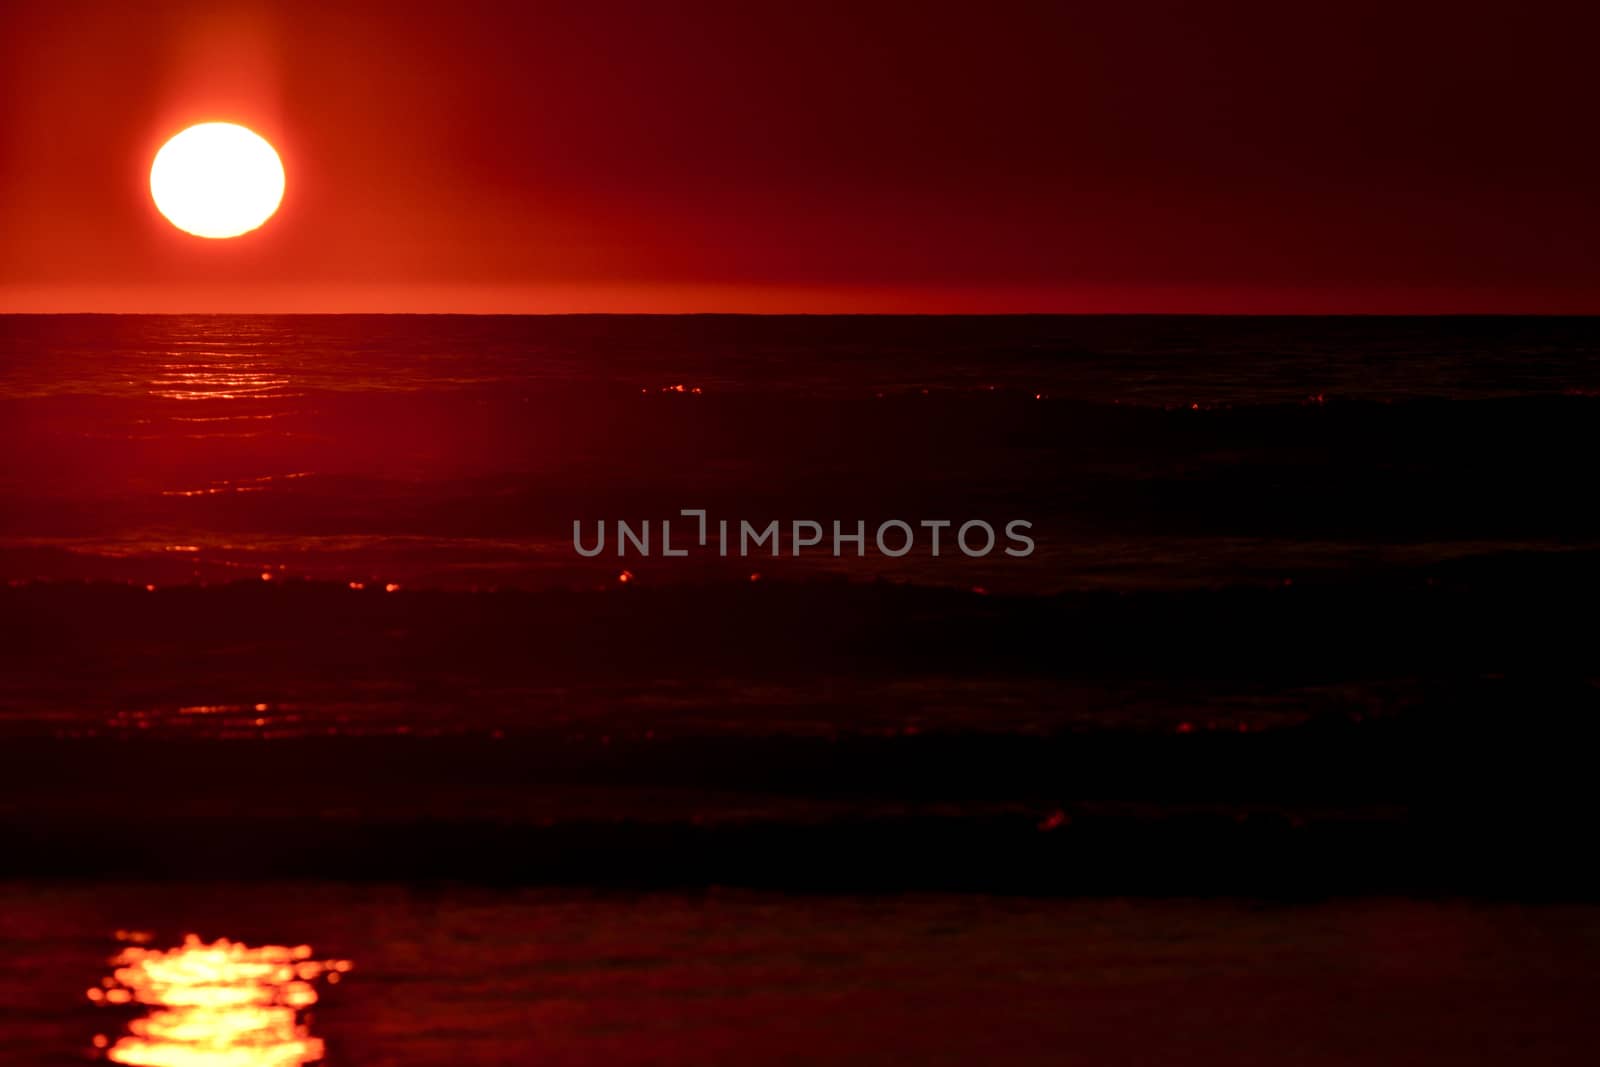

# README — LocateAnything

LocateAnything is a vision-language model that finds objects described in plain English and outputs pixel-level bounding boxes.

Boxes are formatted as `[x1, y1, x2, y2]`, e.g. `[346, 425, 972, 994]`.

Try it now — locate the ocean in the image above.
[2, 314, 1598, 1064]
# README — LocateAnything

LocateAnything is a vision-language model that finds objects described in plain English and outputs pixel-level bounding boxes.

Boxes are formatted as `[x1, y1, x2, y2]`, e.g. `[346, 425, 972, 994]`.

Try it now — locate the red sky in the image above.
[3, 0, 1598, 313]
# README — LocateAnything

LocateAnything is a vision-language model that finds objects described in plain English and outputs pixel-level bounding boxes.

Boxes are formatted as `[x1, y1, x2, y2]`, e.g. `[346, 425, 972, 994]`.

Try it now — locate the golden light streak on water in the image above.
[87, 935, 351, 1067]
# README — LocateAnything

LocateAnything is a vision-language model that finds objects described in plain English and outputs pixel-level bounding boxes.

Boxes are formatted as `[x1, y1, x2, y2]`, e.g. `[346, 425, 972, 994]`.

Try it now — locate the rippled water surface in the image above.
[3, 315, 1600, 592]
[4, 316, 1600, 1063]
[6, 884, 1600, 1067]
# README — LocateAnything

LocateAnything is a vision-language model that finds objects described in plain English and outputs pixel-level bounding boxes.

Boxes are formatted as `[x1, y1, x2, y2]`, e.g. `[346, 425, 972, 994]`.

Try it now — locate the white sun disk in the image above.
[150, 123, 285, 239]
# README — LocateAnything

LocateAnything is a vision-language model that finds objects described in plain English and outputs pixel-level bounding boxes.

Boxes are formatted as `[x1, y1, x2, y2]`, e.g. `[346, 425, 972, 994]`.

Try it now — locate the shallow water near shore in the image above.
[5, 883, 1600, 1067]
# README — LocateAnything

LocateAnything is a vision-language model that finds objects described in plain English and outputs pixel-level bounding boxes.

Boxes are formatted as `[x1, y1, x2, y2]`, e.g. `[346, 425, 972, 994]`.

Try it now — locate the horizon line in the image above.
[5, 310, 1600, 318]
[7, 283, 1600, 317]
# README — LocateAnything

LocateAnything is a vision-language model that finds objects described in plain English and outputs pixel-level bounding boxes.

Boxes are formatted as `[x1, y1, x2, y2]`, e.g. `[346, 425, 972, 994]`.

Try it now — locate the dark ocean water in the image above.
[4, 314, 1600, 593]
[3, 315, 1600, 734]
[3, 315, 1600, 1064]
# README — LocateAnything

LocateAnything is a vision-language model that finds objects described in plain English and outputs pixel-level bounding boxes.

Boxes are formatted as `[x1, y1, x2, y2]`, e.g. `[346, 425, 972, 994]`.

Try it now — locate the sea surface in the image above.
[2, 314, 1599, 1063]
[2, 315, 1600, 593]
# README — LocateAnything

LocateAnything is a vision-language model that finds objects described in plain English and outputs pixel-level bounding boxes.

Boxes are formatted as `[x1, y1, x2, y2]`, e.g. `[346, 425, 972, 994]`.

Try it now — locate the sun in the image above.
[150, 123, 285, 239]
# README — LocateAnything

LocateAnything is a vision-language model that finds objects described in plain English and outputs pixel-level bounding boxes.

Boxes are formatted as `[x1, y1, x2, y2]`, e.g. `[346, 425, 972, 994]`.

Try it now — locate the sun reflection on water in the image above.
[149, 352, 295, 402]
[87, 935, 351, 1066]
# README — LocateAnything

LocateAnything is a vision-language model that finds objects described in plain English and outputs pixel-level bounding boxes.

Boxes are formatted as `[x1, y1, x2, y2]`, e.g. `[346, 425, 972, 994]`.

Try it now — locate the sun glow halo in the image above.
[150, 123, 285, 239]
